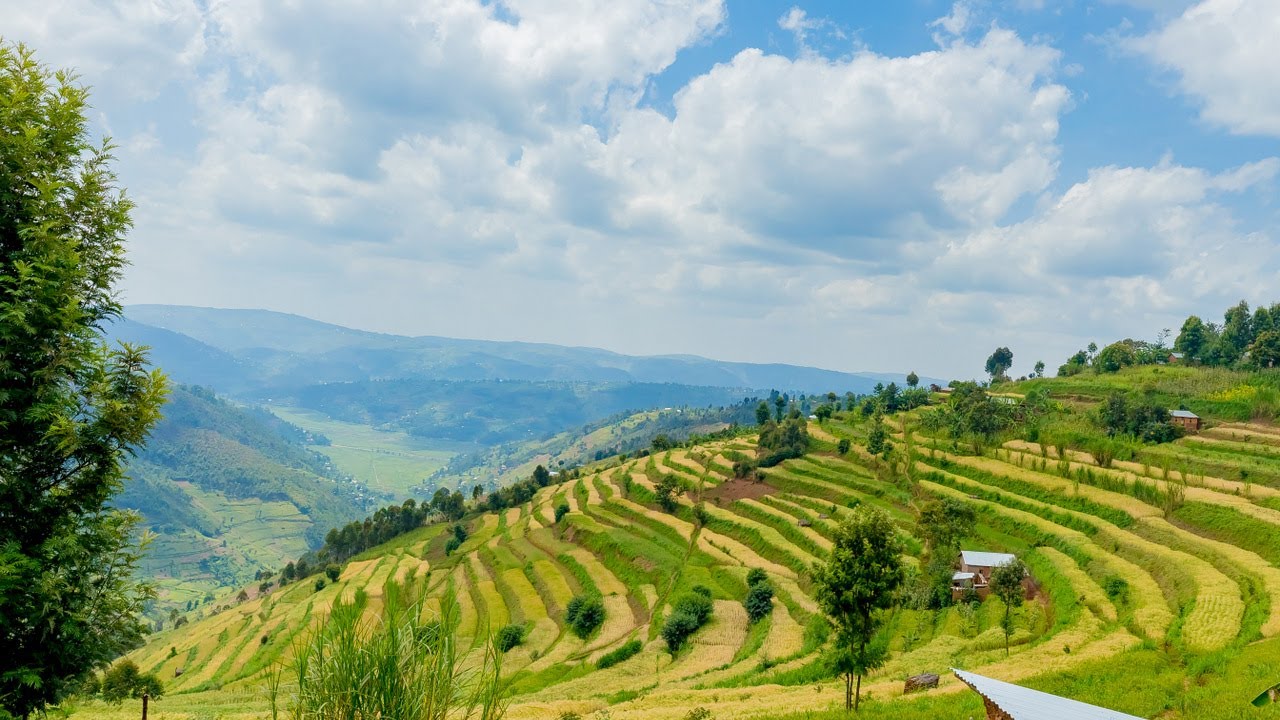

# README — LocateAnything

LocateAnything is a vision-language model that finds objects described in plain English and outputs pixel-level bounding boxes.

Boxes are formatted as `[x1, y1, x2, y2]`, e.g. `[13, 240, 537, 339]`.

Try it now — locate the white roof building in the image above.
[953, 668, 1145, 719]
[1170, 410, 1199, 419]
[960, 550, 1017, 568]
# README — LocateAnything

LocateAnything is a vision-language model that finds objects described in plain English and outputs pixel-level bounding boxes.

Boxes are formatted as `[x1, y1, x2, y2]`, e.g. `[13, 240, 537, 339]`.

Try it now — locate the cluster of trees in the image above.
[1097, 392, 1184, 443]
[1058, 339, 1171, 376]
[661, 586, 716, 653]
[742, 568, 774, 624]
[916, 498, 977, 608]
[755, 413, 811, 467]
[854, 380, 929, 416]
[81, 660, 164, 705]
[480, 464, 576, 513]
[1176, 300, 1280, 368]
[321, 499, 435, 564]
[565, 595, 605, 639]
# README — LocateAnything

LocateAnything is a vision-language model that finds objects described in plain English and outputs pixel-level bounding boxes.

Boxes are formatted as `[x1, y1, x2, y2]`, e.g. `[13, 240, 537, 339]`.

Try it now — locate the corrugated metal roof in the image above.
[953, 669, 1145, 719]
[1170, 410, 1199, 419]
[960, 550, 1016, 568]
[953, 571, 976, 581]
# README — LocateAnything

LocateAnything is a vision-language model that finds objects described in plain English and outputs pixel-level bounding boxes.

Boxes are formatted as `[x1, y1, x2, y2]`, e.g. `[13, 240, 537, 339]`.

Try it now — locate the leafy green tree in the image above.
[1093, 341, 1137, 374]
[496, 624, 526, 653]
[984, 347, 1013, 381]
[99, 659, 163, 704]
[756, 401, 771, 426]
[1221, 300, 1253, 363]
[814, 507, 906, 711]
[990, 558, 1027, 655]
[1175, 315, 1208, 360]
[1033, 360, 1045, 377]
[837, 438, 851, 455]
[774, 395, 787, 422]
[814, 404, 833, 422]
[743, 581, 774, 623]
[867, 412, 889, 457]
[325, 564, 342, 582]
[554, 502, 570, 523]
[918, 499, 976, 606]
[565, 595, 605, 639]
[651, 434, 674, 451]
[0, 42, 169, 719]
[905, 371, 919, 388]
[655, 474, 682, 512]
[532, 464, 552, 487]
[1249, 330, 1280, 369]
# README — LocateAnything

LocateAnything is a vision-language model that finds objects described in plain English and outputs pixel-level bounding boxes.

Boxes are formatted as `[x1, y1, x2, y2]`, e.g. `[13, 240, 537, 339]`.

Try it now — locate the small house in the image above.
[1170, 409, 1201, 432]
[952, 550, 1017, 600]
[1167, 352, 1185, 364]
[953, 668, 1145, 719]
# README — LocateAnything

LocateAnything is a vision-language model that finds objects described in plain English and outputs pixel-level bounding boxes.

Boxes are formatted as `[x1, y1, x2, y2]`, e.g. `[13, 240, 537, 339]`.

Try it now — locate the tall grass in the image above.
[269, 575, 505, 720]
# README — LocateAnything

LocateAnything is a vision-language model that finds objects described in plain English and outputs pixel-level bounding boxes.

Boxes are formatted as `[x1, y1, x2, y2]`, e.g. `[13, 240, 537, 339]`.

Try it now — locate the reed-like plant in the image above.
[269, 574, 505, 720]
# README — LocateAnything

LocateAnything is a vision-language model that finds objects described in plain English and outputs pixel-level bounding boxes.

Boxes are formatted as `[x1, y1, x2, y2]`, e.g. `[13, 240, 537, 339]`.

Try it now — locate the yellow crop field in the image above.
[1037, 546, 1118, 622]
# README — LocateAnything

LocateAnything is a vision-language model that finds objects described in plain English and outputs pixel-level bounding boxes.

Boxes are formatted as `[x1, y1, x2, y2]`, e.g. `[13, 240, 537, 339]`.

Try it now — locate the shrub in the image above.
[496, 624, 526, 653]
[100, 660, 164, 703]
[597, 639, 643, 669]
[325, 564, 342, 582]
[444, 537, 462, 556]
[746, 568, 768, 587]
[314, 578, 327, 592]
[685, 708, 713, 720]
[744, 582, 774, 624]
[661, 610, 701, 653]
[837, 438, 851, 455]
[565, 595, 605, 639]
[554, 502, 570, 523]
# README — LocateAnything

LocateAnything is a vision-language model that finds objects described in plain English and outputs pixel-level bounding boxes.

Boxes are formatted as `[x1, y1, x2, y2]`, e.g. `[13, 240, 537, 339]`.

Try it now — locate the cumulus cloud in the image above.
[1131, 0, 1280, 137]
[4, 0, 1277, 377]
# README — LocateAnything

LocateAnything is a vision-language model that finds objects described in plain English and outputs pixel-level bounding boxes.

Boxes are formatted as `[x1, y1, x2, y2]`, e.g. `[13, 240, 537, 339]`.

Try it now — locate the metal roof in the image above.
[952, 571, 976, 581]
[960, 550, 1016, 568]
[1170, 410, 1199, 418]
[953, 669, 1145, 720]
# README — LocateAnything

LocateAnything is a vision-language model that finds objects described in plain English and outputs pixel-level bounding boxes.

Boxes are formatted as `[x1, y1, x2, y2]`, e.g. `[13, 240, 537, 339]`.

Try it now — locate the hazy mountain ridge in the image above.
[118, 304, 924, 393]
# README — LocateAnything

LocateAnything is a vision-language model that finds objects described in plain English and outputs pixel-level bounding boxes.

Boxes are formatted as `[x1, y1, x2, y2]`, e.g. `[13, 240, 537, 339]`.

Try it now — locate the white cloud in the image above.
[1132, 0, 1280, 136]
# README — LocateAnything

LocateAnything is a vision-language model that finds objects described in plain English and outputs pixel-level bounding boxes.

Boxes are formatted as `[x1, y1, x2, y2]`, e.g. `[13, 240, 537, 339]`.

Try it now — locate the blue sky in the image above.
[4, 0, 1278, 378]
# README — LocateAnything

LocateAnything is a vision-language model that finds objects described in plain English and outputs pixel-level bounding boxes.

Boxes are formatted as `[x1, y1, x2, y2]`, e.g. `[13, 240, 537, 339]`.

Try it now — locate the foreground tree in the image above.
[991, 558, 1028, 656]
[0, 42, 168, 717]
[984, 347, 1013, 381]
[814, 507, 906, 711]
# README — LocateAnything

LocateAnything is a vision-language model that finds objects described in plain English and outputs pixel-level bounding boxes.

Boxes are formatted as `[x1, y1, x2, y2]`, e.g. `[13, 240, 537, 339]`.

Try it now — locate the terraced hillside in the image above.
[79, 370, 1280, 719]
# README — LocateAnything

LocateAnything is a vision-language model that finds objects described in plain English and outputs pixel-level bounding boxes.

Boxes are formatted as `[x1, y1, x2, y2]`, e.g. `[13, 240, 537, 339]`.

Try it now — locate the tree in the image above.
[990, 558, 1027, 656]
[1250, 330, 1280, 369]
[532, 465, 551, 488]
[814, 404, 833, 422]
[325, 564, 342, 582]
[0, 42, 170, 719]
[1033, 360, 1045, 377]
[655, 474, 682, 512]
[984, 347, 1013, 381]
[906, 371, 919, 388]
[813, 507, 906, 711]
[755, 401, 771, 426]
[837, 438, 851, 455]
[1175, 315, 1208, 360]
[1221, 300, 1253, 363]
[867, 412, 889, 457]
[918, 499, 976, 606]
[651, 434, 674, 451]
[1093, 341, 1137, 374]
[554, 502, 570, 523]
[99, 659, 163, 704]
[743, 579, 774, 623]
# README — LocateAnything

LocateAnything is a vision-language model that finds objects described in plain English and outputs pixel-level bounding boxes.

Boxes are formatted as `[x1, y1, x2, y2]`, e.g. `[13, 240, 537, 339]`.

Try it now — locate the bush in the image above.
[565, 595, 605, 639]
[444, 536, 462, 556]
[743, 582, 774, 624]
[663, 589, 716, 652]
[685, 708, 713, 720]
[496, 624, 526, 653]
[324, 564, 342, 582]
[314, 578, 327, 592]
[837, 438, 851, 455]
[746, 568, 768, 587]
[100, 660, 163, 703]
[597, 639, 643, 669]
[554, 502, 570, 523]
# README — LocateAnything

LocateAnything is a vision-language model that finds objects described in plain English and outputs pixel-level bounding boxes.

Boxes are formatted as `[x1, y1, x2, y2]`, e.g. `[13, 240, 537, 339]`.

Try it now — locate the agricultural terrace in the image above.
[75, 368, 1280, 719]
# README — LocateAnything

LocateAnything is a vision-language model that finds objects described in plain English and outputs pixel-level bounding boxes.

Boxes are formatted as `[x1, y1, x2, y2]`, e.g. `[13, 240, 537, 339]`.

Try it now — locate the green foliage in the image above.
[663, 590, 716, 652]
[985, 346, 1014, 380]
[0, 41, 170, 718]
[269, 578, 505, 720]
[496, 624, 526, 653]
[836, 438, 851, 455]
[1093, 341, 1138, 373]
[756, 416, 810, 467]
[746, 568, 768, 587]
[99, 659, 163, 704]
[314, 578, 327, 592]
[990, 558, 1027, 656]
[813, 506, 906, 710]
[597, 639, 643, 669]
[565, 595, 605, 639]
[1096, 392, 1182, 443]
[444, 537, 462, 556]
[324, 564, 342, 582]
[744, 581, 775, 624]
[554, 502, 570, 523]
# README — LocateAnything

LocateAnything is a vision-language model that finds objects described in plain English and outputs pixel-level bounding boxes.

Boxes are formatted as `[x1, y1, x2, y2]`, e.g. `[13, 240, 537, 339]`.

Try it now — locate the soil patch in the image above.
[704, 478, 776, 503]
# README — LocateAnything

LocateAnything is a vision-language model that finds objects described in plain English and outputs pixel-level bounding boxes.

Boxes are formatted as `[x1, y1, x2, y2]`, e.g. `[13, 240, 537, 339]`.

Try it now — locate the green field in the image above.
[73, 368, 1280, 719]
[267, 406, 470, 498]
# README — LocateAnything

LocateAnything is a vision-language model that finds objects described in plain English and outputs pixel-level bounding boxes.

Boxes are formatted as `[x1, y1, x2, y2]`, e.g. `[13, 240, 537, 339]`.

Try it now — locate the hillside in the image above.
[117, 305, 919, 394]
[81, 366, 1280, 719]
[121, 386, 373, 615]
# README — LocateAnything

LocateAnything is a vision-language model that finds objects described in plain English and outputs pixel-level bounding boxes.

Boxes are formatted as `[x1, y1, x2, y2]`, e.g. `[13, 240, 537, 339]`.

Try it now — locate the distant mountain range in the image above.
[112, 304, 932, 395]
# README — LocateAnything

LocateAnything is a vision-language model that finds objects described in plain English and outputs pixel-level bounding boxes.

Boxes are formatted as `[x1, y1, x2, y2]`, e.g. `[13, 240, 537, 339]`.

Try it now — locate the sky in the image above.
[3, 0, 1278, 379]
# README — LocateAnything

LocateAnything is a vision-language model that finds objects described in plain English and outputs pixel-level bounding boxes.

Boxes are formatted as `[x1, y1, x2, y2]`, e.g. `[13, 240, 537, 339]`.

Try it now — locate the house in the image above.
[1167, 352, 1185, 364]
[952, 550, 1017, 600]
[1170, 409, 1201, 432]
[953, 668, 1145, 719]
